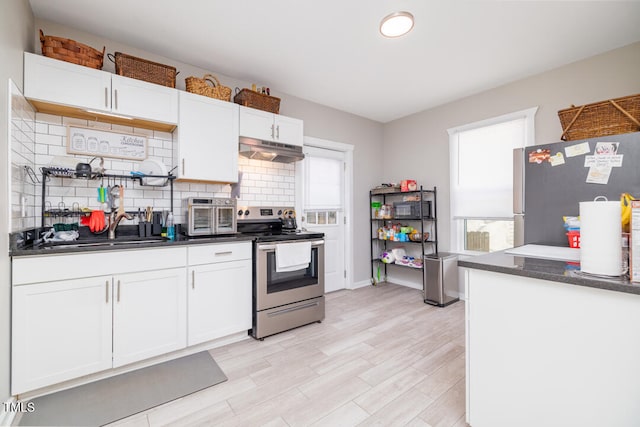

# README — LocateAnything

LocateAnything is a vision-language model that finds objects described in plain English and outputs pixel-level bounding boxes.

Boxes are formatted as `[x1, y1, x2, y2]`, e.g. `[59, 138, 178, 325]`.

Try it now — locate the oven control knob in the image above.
[237, 209, 243, 216]
[244, 210, 250, 216]
[277, 210, 282, 216]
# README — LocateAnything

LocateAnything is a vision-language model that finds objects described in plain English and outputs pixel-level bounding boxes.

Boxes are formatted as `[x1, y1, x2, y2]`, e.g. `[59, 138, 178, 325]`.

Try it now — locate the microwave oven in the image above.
[184, 197, 237, 236]
[393, 201, 432, 218]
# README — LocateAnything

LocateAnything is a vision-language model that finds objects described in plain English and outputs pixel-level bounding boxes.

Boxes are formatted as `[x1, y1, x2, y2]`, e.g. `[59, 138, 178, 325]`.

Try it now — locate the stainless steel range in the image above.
[237, 206, 325, 340]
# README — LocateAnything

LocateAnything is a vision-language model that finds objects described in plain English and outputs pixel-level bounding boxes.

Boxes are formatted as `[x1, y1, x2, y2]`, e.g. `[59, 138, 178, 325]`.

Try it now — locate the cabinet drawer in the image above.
[13, 247, 187, 285]
[188, 242, 251, 265]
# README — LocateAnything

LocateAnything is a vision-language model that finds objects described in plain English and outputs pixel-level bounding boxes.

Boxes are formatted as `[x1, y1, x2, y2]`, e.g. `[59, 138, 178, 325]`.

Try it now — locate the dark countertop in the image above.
[10, 229, 255, 257]
[458, 250, 640, 296]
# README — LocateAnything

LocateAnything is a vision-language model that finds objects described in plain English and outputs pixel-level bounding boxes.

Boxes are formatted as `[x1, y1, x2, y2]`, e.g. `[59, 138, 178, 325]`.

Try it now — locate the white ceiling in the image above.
[28, 0, 640, 123]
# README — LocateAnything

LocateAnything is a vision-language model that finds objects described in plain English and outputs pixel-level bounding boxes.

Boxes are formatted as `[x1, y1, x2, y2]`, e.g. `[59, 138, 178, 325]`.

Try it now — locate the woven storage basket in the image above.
[558, 94, 640, 141]
[39, 29, 105, 69]
[185, 74, 231, 101]
[234, 88, 280, 114]
[108, 52, 177, 88]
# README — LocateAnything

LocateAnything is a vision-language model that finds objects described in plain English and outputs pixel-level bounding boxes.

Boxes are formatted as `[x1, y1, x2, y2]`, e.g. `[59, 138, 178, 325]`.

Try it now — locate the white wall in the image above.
[383, 41, 640, 253]
[1, 0, 34, 404]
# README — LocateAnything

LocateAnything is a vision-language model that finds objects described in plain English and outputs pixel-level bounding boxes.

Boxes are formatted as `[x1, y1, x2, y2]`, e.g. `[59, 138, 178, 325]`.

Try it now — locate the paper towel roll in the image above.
[579, 200, 622, 276]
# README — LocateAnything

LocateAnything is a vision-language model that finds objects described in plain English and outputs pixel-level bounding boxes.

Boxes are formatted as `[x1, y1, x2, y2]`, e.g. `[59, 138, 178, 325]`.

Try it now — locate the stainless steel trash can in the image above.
[424, 252, 459, 307]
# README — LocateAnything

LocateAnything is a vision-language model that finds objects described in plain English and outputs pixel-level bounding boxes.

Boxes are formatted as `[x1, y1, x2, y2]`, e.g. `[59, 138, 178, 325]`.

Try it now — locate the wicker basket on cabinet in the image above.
[39, 29, 105, 69]
[185, 74, 232, 101]
[558, 94, 640, 141]
[234, 89, 280, 114]
[108, 52, 177, 88]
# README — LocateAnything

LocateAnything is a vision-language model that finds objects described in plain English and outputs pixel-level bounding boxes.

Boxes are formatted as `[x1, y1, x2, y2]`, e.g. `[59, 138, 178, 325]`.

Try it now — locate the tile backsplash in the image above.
[29, 112, 296, 231]
[10, 83, 37, 233]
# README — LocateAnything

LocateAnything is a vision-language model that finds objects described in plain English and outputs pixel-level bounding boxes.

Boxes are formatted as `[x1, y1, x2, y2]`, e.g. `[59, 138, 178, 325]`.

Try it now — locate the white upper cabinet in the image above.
[24, 52, 112, 113]
[111, 74, 178, 124]
[238, 106, 303, 147]
[175, 90, 239, 183]
[23, 52, 178, 125]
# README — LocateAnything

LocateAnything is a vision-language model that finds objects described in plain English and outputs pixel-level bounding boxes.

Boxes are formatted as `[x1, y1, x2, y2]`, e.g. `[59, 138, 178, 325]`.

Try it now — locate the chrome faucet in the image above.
[108, 210, 133, 240]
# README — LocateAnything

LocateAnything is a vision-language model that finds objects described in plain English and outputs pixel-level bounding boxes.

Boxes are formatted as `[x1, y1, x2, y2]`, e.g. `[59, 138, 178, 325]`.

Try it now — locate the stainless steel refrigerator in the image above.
[513, 131, 640, 246]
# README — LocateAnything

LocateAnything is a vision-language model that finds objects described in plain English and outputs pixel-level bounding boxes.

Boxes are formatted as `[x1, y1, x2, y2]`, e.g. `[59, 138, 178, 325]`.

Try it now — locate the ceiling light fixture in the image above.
[379, 11, 414, 38]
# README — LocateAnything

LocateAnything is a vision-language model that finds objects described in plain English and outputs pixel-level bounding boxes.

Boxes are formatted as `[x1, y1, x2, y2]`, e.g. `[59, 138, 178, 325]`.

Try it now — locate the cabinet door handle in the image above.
[104, 87, 109, 108]
[271, 124, 275, 139]
[215, 251, 233, 256]
[276, 125, 280, 139]
[105, 280, 110, 303]
[117, 280, 121, 302]
[192, 270, 195, 289]
[182, 158, 185, 175]
[114, 89, 118, 110]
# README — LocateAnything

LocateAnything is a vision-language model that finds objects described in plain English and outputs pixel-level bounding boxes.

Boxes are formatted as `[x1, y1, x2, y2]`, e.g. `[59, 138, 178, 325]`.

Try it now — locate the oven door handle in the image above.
[258, 240, 324, 251]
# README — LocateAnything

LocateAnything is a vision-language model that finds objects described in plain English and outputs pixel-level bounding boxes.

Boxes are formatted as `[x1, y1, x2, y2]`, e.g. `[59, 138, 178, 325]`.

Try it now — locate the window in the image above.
[449, 107, 537, 253]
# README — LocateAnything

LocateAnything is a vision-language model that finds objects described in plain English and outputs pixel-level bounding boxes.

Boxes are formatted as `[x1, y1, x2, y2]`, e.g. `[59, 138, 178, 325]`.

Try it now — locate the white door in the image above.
[300, 146, 346, 292]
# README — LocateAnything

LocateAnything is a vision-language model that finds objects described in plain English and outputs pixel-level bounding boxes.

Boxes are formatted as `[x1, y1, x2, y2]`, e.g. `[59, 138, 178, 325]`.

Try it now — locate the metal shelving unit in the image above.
[369, 186, 437, 288]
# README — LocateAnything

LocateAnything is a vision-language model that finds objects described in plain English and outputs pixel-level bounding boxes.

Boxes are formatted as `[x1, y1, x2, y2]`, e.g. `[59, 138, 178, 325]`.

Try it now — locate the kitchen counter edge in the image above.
[10, 234, 256, 257]
[458, 250, 640, 296]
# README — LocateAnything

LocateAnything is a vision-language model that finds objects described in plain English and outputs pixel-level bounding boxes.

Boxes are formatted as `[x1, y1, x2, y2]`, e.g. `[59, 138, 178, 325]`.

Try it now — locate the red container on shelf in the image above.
[566, 231, 581, 248]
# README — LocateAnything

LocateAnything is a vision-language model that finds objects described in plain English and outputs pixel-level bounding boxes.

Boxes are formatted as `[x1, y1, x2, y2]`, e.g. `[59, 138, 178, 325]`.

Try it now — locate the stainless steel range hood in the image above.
[239, 137, 304, 163]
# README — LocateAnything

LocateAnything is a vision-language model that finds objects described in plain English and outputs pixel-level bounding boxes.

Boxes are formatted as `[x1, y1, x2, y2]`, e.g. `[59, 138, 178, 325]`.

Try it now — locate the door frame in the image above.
[295, 136, 354, 290]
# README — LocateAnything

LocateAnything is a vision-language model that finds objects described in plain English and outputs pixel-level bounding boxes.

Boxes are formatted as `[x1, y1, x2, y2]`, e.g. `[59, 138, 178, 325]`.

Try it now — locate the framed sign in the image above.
[67, 125, 148, 160]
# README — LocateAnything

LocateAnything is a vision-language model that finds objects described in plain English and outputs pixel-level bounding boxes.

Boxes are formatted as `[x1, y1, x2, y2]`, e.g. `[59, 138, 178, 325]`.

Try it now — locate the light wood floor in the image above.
[110, 283, 467, 427]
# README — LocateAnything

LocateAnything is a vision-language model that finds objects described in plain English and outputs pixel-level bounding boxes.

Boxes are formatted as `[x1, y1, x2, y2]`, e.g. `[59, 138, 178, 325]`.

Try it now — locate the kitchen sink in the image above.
[41, 238, 167, 250]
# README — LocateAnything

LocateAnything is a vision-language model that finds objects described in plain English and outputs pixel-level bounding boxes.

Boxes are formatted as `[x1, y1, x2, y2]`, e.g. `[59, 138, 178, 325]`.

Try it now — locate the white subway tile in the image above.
[260, 174, 273, 182]
[132, 127, 154, 137]
[153, 130, 173, 140]
[35, 122, 49, 134]
[36, 133, 63, 146]
[111, 124, 134, 134]
[63, 117, 89, 127]
[36, 113, 63, 125]
[48, 145, 68, 156]
[48, 124, 67, 136]
[261, 188, 273, 195]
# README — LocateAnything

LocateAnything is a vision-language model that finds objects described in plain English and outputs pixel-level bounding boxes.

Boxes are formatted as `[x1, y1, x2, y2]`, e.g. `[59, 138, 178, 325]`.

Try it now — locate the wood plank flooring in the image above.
[109, 283, 467, 427]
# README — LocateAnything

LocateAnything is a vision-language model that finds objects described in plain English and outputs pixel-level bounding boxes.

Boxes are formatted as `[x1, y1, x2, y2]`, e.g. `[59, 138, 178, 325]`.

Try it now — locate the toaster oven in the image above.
[393, 201, 432, 218]
[184, 197, 237, 236]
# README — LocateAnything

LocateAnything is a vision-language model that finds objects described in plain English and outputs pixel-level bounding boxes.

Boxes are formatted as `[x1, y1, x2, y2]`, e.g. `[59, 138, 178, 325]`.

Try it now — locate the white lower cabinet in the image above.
[188, 260, 252, 345]
[11, 247, 187, 395]
[187, 242, 252, 346]
[11, 243, 252, 395]
[12, 276, 113, 395]
[112, 269, 187, 367]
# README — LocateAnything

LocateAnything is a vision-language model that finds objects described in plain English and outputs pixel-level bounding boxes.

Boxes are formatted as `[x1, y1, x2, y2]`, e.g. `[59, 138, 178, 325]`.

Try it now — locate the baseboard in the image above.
[350, 279, 373, 290]
[0, 396, 18, 426]
[385, 276, 423, 291]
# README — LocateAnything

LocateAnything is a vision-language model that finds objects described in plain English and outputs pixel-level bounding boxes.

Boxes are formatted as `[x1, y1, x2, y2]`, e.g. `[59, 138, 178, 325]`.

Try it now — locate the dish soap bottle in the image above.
[166, 212, 175, 241]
